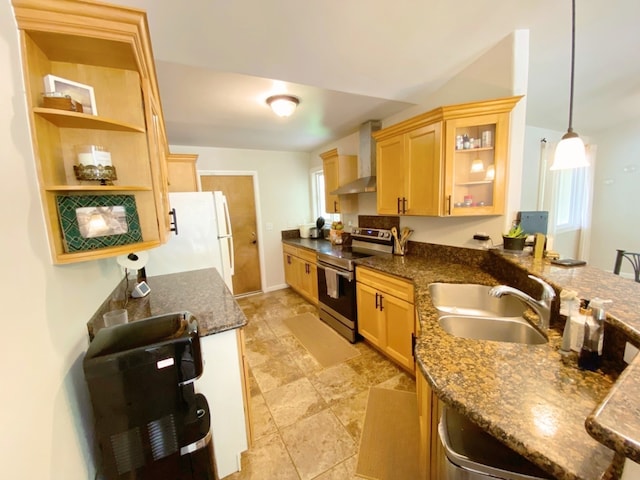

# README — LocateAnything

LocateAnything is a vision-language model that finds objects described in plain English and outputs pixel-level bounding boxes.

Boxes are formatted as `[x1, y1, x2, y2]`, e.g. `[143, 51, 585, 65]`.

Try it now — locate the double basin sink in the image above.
[429, 283, 547, 345]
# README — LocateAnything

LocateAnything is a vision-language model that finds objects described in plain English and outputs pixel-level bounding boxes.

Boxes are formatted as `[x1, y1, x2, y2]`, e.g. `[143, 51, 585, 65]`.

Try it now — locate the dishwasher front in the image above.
[439, 406, 552, 480]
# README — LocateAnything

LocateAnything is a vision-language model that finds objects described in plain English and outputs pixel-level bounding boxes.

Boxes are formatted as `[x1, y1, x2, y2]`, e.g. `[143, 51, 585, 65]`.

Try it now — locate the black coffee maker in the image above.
[84, 312, 215, 479]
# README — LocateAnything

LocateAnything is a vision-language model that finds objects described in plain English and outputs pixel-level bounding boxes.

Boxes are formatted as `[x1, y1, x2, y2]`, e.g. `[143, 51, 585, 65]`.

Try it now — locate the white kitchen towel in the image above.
[324, 267, 339, 299]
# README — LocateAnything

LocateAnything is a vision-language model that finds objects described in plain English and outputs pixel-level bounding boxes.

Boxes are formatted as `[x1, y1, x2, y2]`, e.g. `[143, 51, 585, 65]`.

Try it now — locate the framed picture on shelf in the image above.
[56, 195, 142, 252]
[43, 74, 98, 115]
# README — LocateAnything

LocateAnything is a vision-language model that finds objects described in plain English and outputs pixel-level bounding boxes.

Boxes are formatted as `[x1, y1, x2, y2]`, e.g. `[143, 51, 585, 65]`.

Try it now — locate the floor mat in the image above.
[356, 387, 420, 480]
[282, 312, 360, 368]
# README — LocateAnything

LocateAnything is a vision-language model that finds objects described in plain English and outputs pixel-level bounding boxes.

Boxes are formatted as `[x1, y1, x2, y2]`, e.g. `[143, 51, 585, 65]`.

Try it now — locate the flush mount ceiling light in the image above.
[551, 0, 588, 170]
[266, 95, 299, 117]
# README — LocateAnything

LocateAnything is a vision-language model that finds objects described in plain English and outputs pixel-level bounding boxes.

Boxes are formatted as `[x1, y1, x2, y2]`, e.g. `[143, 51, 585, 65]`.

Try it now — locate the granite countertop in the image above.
[88, 268, 247, 339]
[357, 253, 617, 480]
[285, 239, 640, 477]
[282, 237, 336, 254]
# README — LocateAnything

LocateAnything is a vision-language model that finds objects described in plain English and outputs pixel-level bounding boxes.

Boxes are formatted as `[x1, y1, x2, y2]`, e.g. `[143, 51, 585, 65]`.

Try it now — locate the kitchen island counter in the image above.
[355, 250, 624, 480]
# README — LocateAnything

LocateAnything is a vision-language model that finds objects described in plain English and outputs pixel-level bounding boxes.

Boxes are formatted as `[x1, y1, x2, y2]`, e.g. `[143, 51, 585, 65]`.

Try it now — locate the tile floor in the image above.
[227, 288, 416, 480]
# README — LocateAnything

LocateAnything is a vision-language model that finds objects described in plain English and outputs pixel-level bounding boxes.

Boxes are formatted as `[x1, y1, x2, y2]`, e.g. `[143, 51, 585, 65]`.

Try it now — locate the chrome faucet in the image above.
[488, 275, 556, 330]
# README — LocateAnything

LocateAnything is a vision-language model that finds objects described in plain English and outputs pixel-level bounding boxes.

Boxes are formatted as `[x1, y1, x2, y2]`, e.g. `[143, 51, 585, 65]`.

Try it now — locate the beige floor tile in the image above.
[346, 347, 403, 387]
[314, 455, 359, 480]
[263, 377, 327, 429]
[245, 335, 289, 368]
[234, 288, 417, 480]
[309, 363, 369, 405]
[281, 410, 357, 480]
[249, 394, 277, 441]
[250, 353, 305, 393]
[330, 389, 370, 442]
[225, 432, 299, 480]
[375, 371, 417, 392]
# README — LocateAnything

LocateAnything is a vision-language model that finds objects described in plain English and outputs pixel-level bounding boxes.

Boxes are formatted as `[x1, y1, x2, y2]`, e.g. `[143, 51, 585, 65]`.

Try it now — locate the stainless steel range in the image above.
[316, 227, 394, 342]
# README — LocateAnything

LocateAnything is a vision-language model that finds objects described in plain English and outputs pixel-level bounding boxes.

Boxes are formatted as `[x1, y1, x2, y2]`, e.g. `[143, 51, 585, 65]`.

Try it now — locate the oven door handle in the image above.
[316, 262, 354, 281]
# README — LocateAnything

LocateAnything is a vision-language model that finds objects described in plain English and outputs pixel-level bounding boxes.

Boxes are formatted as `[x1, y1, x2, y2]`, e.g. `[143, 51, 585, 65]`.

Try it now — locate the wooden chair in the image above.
[613, 249, 640, 282]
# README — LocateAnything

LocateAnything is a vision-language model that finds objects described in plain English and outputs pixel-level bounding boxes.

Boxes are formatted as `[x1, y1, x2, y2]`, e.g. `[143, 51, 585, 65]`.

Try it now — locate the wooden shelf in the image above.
[53, 240, 161, 265]
[456, 180, 494, 186]
[43, 185, 153, 192]
[454, 146, 494, 153]
[34, 108, 145, 132]
[14, 0, 170, 264]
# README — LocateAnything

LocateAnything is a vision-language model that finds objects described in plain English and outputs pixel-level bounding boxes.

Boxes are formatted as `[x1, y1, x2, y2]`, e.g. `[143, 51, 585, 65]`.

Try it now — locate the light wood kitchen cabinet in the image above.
[13, 0, 171, 263]
[356, 266, 415, 372]
[282, 244, 318, 305]
[320, 148, 359, 214]
[376, 123, 442, 215]
[373, 96, 521, 217]
[417, 369, 445, 480]
[167, 153, 199, 192]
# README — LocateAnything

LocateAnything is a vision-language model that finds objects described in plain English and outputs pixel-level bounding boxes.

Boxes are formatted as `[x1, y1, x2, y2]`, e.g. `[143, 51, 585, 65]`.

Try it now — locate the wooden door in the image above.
[376, 135, 405, 214]
[282, 250, 298, 288]
[406, 123, 442, 216]
[201, 175, 261, 296]
[322, 153, 340, 213]
[383, 294, 415, 372]
[356, 282, 382, 347]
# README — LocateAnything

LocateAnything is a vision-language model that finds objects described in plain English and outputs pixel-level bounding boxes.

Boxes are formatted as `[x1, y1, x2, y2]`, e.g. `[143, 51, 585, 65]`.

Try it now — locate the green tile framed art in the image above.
[56, 194, 142, 252]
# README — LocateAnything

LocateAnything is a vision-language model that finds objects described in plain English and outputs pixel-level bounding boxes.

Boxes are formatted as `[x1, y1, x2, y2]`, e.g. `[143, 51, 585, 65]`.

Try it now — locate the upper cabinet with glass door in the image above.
[374, 96, 522, 217]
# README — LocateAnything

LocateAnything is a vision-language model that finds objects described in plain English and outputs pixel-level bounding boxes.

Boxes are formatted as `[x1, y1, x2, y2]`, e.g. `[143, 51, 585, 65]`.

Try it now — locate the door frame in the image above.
[198, 170, 265, 295]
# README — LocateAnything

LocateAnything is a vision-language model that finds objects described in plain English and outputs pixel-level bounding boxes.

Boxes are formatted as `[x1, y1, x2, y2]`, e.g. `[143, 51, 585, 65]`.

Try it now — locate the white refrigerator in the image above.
[146, 191, 234, 292]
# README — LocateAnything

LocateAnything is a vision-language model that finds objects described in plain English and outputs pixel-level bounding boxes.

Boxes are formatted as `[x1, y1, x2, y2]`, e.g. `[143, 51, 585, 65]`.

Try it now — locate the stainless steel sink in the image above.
[429, 283, 547, 345]
[429, 283, 526, 317]
[438, 315, 547, 345]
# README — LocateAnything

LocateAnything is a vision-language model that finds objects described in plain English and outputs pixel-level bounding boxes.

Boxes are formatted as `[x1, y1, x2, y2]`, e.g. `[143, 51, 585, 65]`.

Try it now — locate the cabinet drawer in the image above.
[283, 244, 298, 256]
[297, 247, 317, 264]
[356, 266, 414, 303]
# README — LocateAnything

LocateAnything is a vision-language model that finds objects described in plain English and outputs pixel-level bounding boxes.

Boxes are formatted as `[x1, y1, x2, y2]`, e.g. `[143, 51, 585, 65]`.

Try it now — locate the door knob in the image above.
[251, 231, 257, 244]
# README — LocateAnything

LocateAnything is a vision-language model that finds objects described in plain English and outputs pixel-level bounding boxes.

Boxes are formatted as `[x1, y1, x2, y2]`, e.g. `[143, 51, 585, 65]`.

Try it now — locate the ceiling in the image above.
[111, 0, 640, 153]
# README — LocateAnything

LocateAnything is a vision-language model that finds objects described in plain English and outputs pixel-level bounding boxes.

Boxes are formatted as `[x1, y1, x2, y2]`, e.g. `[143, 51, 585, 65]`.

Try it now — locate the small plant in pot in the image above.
[502, 223, 527, 251]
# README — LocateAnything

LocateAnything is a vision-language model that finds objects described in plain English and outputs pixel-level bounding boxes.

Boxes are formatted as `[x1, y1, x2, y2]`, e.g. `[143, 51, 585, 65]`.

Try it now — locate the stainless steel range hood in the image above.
[330, 120, 381, 195]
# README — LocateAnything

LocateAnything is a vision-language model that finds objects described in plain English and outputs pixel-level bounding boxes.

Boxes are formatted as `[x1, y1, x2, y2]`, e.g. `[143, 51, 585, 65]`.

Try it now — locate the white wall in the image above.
[588, 119, 640, 272]
[170, 145, 312, 290]
[2, 3, 123, 478]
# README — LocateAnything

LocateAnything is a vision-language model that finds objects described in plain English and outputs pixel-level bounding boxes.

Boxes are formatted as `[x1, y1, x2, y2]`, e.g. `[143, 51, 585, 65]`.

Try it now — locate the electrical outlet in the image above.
[624, 342, 639, 364]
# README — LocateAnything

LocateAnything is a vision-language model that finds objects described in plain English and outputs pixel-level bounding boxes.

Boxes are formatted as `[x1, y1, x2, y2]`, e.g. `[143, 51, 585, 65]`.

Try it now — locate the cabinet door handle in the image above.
[397, 197, 401, 215]
[287, 255, 292, 265]
[375, 292, 379, 309]
[169, 208, 178, 235]
[379, 294, 384, 311]
[334, 200, 338, 212]
[403, 197, 408, 214]
[447, 195, 452, 215]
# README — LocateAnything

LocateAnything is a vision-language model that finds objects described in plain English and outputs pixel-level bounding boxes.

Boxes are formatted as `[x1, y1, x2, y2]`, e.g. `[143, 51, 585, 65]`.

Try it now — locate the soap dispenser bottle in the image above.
[578, 298, 612, 371]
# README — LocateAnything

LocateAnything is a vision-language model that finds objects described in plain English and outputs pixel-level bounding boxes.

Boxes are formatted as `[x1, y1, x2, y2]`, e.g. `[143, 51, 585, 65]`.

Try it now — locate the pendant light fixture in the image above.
[266, 94, 299, 117]
[551, 0, 588, 170]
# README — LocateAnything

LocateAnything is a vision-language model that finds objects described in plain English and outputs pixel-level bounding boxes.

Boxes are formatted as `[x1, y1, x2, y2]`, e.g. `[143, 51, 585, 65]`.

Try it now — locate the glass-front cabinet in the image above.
[444, 112, 509, 216]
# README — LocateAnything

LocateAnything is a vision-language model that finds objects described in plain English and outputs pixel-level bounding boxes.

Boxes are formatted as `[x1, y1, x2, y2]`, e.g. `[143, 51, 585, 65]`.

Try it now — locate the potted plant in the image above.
[502, 223, 527, 251]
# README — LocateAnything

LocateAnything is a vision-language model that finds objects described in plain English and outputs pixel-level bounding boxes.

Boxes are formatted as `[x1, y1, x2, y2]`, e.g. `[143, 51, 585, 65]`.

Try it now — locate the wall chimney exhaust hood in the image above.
[330, 120, 381, 195]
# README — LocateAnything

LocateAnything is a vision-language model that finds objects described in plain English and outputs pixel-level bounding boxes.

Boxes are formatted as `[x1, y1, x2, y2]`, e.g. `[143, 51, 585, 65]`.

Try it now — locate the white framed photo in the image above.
[43, 74, 98, 115]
